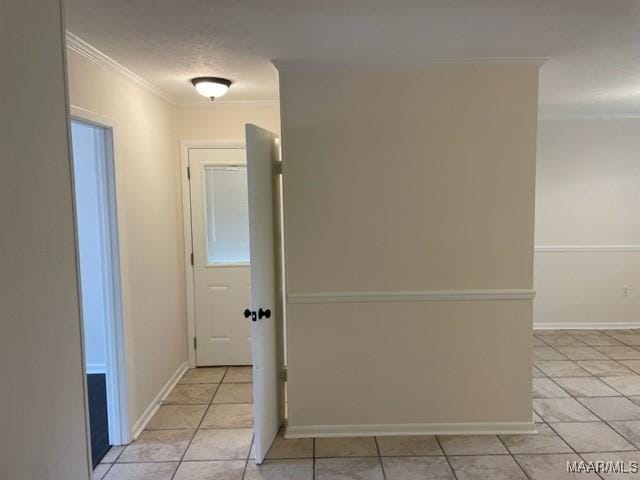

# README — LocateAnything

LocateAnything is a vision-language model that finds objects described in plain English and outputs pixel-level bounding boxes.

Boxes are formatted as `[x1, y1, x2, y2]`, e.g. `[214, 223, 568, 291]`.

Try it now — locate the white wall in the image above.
[0, 1, 91, 478]
[71, 120, 108, 371]
[534, 118, 640, 327]
[66, 48, 188, 436]
[278, 64, 540, 434]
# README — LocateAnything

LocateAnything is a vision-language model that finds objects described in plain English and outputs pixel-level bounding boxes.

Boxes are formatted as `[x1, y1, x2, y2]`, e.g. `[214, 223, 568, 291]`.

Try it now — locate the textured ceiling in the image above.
[65, 0, 640, 114]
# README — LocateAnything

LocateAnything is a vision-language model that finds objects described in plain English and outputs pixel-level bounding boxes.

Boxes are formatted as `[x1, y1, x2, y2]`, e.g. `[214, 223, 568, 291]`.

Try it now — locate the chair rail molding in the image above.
[287, 289, 535, 304]
[535, 245, 640, 253]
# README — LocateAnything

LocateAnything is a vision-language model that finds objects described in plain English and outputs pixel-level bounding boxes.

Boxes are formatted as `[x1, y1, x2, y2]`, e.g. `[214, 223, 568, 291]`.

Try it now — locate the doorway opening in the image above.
[70, 111, 128, 468]
[181, 131, 287, 463]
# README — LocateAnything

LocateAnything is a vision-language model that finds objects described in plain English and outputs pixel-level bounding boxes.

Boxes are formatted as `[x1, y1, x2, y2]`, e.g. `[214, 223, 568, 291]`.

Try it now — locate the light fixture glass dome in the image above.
[191, 77, 232, 100]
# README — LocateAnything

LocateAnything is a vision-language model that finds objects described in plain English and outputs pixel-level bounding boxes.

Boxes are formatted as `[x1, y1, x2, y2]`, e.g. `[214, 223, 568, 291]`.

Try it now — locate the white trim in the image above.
[131, 362, 188, 440]
[535, 245, 640, 253]
[85, 363, 107, 374]
[539, 112, 640, 121]
[70, 108, 130, 445]
[180, 140, 246, 367]
[534, 322, 640, 330]
[285, 422, 536, 439]
[287, 289, 535, 304]
[66, 31, 173, 103]
[272, 57, 547, 72]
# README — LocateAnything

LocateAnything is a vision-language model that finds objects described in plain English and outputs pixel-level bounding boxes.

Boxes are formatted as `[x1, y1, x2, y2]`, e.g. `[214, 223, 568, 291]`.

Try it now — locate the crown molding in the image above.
[66, 31, 174, 103]
[272, 57, 548, 72]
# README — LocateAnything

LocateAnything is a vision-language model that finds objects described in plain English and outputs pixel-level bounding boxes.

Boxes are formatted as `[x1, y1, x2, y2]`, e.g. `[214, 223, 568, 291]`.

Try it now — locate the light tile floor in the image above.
[96, 330, 640, 479]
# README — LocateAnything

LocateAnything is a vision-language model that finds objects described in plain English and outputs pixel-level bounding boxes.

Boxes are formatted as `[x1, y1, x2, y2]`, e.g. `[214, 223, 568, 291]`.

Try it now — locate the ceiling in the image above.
[65, 0, 640, 115]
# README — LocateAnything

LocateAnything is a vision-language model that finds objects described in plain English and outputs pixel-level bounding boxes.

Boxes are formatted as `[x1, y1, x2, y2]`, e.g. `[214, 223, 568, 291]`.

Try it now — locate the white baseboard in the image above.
[85, 363, 107, 374]
[284, 422, 536, 439]
[130, 361, 188, 440]
[534, 322, 640, 330]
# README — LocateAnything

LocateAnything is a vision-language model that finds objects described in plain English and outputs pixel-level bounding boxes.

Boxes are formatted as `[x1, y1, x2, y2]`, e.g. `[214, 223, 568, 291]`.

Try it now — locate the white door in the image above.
[189, 147, 252, 366]
[246, 124, 285, 464]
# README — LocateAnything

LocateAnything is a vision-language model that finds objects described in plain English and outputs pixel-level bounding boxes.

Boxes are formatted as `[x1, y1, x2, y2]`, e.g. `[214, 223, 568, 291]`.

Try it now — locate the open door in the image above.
[245, 124, 285, 464]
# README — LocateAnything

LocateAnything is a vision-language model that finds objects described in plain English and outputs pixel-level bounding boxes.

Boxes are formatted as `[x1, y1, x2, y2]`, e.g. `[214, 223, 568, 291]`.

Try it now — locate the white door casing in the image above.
[188, 147, 252, 366]
[246, 124, 285, 464]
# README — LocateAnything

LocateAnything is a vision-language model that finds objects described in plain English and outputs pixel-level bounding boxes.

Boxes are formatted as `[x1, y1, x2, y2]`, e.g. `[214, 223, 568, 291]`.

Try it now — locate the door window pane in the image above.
[204, 166, 250, 264]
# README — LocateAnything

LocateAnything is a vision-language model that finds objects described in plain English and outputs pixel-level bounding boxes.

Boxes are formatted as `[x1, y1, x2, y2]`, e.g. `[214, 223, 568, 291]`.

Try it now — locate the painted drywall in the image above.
[71, 120, 108, 372]
[66, 48, 187, 435]
[0, 1, 91, 478]
[278, 65, 539, 431]
[174, 103, 280, 141]
[534, 118, 640, 326]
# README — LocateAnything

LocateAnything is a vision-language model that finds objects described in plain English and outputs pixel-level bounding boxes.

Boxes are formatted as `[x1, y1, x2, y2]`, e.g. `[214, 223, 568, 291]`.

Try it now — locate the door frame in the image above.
[70, 105, 130, 446]
[180, 140, 246, 367]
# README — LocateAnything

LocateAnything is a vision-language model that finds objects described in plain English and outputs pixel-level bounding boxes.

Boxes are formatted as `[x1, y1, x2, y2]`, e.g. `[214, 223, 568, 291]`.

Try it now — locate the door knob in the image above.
[243, 309, 257, 322]
[243, 308, 271, 321]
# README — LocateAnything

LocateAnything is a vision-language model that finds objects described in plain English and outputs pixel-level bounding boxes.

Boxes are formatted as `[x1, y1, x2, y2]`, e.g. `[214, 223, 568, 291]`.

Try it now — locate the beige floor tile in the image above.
[382, 456, 455, 480]
[438, 435, 507, 455]
[556, 346, 608, 360]
[164, 384, 218, 404]
[103, 462, 178, 480]
[535, 361, 591, 377]
[532, 366, 545, 378]
[265, 433, 313, 459]
[533, 411, 544, 423]
[118, 429, 194, 462]
[536, 335, 585, 347]
[448, 455, 526, 480]
[578, 397, 640, 421]
[620, 360, 640, 374]
[315, 436, 378, 457]
[553, 377, 620, 397]
[180, 367, 227, 384]
[533, 378, 569, 398]
[581, 451, 640, 479]
[611, 334, 640, 346]
[315, 458, 384, 480]
[595, 346, 640, 360]
[146, 404, 207, 429]
[609, 421, 640, 448]
[244, 459, 313, 480]
[201, 403, 254, 428]
[93, 464, 111, 480]
[578, 360, 636, 376]
[376, 435, 442, 456]
[213, 383, 253, 404]
[101, 445, 125, 463]
[224, 366, 253, 383]
[515, 454, 601, 479]
[533, 398, 599, 422]
[500, 424, 572, 454]
[534, 347, 568, 361]
[184, 428, 253, 460]
[533, 337, 546, 346]
[602, 376, 640, 396]
[575, 334, 623, 346]
[551, 422, 635, 452]
[173, 460, 245, 480]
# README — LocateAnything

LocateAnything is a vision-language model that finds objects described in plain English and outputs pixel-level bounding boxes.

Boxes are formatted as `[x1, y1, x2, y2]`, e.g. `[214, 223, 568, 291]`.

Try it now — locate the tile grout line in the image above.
[435, 435, 459, 480]
[168, 367, 229, 480]
[373, 436, 387, 480]
[495, 433, 533, 480]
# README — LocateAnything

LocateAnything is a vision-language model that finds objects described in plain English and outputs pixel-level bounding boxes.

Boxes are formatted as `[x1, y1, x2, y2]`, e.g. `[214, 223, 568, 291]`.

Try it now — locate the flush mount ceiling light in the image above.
[190, 77, 232, 100]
